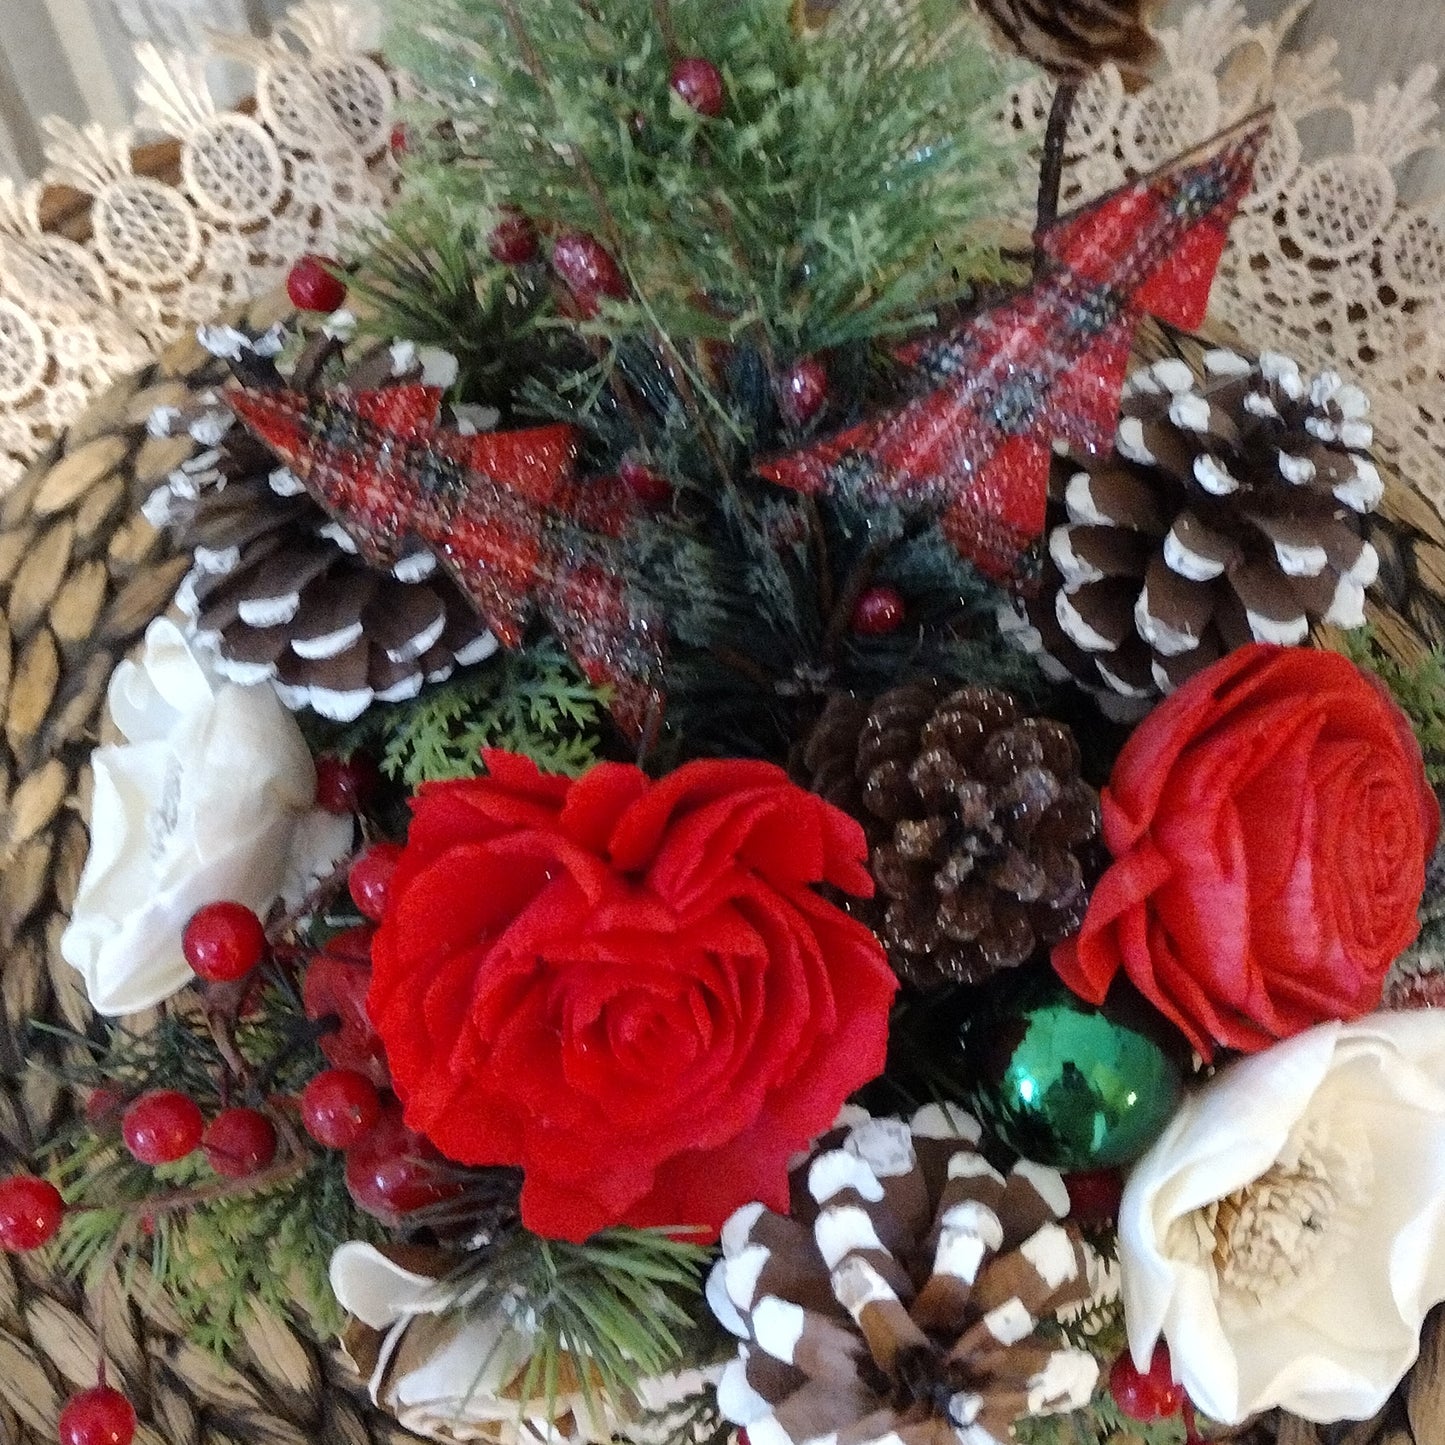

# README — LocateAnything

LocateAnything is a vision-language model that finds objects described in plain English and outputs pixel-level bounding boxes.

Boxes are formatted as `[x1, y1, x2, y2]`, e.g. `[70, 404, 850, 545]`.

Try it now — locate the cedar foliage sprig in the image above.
[1341, 629, 1445, 785]
[329, 639, 609, 785]
[383, 0, 1020, 360]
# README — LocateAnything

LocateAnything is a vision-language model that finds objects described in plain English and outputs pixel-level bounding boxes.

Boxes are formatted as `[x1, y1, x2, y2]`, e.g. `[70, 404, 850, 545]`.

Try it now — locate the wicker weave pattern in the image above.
[0, 284, 419, 1445]
[3, 311, 1445, 1442]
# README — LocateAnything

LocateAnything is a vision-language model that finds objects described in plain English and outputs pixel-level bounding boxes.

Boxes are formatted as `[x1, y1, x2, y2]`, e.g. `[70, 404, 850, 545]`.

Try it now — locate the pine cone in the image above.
[802, 682, 1100, 988]
[710, 1105, 1099, 1445]
[974, 0, 1162, 77]
[1008, 351, 1383, 715]
[145, 328, 498, 721]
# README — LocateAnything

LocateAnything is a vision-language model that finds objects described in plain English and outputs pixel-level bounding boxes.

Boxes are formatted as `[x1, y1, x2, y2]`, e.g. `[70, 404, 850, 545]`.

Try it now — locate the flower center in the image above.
[1170, 1114, 1373, 1326]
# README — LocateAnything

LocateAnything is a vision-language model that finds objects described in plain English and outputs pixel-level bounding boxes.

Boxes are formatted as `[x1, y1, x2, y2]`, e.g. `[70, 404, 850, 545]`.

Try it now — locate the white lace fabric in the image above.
[0, 3, 396, 492]
[0, 0, 1439, 516]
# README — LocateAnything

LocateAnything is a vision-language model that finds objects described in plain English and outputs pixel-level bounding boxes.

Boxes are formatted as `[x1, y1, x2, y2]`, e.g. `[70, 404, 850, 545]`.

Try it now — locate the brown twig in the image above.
[1035, 77, 1080, 256]
[822, 541, 889, 663]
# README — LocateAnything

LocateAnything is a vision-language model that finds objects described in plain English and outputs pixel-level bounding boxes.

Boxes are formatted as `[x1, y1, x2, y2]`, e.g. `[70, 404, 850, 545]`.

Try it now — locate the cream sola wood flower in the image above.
[708, 1106, 1099, 1445]
[59, 618, 352, 1014]
[1119, 1012, 1445, 1424]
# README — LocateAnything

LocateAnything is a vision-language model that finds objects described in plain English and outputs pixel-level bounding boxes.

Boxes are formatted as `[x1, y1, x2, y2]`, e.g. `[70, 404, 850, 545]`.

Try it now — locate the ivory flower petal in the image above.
[330, 1242, 713, 1445]
[60, 620, 352, 1015]
[1119, 1012, 1445, 1424]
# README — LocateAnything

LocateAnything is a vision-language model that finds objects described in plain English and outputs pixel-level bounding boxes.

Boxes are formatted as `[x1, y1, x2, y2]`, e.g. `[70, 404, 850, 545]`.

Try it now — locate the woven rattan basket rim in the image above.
[2, 301, 1444, 1445]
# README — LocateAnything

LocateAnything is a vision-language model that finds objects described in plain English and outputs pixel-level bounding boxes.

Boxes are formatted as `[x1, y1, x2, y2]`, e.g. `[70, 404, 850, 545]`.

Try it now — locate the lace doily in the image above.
[0, 0, 1439, 516]
[0, 2, 395, 492]
[1008, 0, 1443, 517]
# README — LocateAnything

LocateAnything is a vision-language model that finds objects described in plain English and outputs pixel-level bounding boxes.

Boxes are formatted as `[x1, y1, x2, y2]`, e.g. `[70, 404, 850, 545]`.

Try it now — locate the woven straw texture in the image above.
[0, 284, 422, 1445]
[3, 307, 1444, 1445]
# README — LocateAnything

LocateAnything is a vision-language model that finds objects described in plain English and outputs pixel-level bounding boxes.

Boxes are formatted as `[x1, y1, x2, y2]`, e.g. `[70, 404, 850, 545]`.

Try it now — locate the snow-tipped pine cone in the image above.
[709, 1105, 1099, 1445]
[1006, 350, 1382, 716]
[144, 324, 498, 721]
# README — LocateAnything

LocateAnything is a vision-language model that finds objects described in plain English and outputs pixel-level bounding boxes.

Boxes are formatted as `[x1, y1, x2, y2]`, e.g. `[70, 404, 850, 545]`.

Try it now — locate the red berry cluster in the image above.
[288, 845, 462, 1224]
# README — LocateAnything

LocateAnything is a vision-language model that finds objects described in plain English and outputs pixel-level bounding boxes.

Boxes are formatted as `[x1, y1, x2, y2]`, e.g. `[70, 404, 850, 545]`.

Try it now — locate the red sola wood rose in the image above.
[368, 750, 897, 1242]
[1055, 644, 1439, 1058]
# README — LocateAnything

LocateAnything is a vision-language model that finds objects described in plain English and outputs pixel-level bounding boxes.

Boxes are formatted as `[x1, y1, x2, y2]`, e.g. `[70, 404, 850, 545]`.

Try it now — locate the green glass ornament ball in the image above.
[961, 969, 1186, 1170]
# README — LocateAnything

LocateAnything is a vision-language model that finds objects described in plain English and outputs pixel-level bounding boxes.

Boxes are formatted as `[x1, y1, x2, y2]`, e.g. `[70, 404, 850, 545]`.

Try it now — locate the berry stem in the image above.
[248, 1013, 342, 1103]
[264, 854, 355, 948]
[651, 0, 680, 62]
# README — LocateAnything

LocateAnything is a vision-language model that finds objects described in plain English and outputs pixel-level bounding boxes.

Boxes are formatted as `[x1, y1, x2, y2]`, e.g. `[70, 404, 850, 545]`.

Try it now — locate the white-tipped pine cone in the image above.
[708, 1106, 1098, 1445]
[1007, 350, 1382, 715]
[144, 326, 498, 722]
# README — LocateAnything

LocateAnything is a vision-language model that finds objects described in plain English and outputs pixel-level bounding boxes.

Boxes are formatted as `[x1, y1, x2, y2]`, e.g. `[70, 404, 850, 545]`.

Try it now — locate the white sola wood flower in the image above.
[60, 619, 351, 1014]
[1119, 1011, 1445, 1424]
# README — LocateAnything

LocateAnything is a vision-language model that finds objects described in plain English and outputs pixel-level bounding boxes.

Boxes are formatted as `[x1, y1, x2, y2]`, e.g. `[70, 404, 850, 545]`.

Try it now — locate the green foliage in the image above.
[631, 477, 1045, 758]
[37, 989, 380, 1355]
[55, 1146, 374, 1354]
[1340, 629, 1445, 784]
[436, 1225, 719, 1421]
[383, 0, 1020, 360]
[1014, 1390, 1191, 1445]
[345, 211, 564, 411]
[332, 640, 609, 786]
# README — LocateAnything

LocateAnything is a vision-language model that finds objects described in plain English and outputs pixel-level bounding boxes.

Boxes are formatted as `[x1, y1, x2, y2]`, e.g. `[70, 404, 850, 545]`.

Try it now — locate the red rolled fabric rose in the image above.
[1054, 644, 1438, 1059]
[368, 749, 897, 1243]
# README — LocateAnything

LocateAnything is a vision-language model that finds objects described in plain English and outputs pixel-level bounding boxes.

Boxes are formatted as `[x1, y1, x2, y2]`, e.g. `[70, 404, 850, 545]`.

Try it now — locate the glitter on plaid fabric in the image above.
[227, 384, 664, 739]
[758, 113, 1271, 583]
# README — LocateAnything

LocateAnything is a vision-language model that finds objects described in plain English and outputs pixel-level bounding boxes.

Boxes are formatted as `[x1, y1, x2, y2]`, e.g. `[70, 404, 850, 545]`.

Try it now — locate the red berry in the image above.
[314, 752, 380, 815]
[0, 1176, 64, 1251]
[122, 1091, 204, 1166]
[551, 232, 627, 318]
[203, 1108, 278, 1179]
[345, 1100, 462, 1226]
[303, 934, 389, 1087]
[1064, 1166, 1125, 1229]
[1110, 1343, 1184, 1422]
[300, 1069, 381, 1149]
[619, 456, 672, 507]
[348, 842, 404, 922]
[488, 208, 540, 266]
[58, 1386, 136, 1445]
[286, 255, 347, 313]
[669, 57, 726, 117]
[182, 900, 266, 983]
[389, 122, 410, 156]
[849, 583, 907, 636]
[84, 1085, 128, 1131]
[779, 356, 828, 426]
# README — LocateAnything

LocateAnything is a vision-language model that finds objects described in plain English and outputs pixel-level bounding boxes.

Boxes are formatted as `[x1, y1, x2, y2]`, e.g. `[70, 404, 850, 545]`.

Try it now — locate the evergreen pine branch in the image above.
[382, 0, 1022, 362]
[432, 1226, 717, 1419]
[345, 209, 562, 411]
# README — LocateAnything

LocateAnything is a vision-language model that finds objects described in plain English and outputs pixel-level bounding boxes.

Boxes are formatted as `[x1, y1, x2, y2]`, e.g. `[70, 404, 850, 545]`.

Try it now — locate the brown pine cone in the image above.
[710, 1105, 1099, 1445]
[1006, 350, 1383, 716]
[144, 326, 497, 721]
[802, 682, 1101, 988]
[974, 0, 1162, 78]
